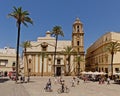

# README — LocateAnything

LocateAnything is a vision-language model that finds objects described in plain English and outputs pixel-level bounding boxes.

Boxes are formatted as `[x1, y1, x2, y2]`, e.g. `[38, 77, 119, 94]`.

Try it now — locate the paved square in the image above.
[0, 76, 120, 96]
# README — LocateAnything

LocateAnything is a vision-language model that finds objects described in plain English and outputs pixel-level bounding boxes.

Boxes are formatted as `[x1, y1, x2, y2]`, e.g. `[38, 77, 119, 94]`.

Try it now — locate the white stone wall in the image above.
[35, 55, 38, 73]
[0, 47, 16, 73]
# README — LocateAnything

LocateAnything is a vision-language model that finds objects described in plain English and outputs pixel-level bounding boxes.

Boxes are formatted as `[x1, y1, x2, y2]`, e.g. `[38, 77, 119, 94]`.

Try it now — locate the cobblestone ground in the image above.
[23, 76, 120, 96]
[0, 76, 120, 96]
[0, 77, 29, 96]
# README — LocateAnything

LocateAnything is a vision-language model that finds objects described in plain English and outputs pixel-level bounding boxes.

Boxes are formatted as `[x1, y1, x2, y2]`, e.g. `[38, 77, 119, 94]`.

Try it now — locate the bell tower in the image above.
[72, 17, 85, 71]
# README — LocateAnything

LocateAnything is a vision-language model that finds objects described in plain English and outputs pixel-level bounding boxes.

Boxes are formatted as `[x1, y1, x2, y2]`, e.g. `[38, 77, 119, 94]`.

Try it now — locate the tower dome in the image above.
[73, 17, 82, 24]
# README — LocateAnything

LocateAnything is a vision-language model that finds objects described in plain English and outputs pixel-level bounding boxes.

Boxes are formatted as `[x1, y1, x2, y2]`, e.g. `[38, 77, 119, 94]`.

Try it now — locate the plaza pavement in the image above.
[0, 76, 120, 96]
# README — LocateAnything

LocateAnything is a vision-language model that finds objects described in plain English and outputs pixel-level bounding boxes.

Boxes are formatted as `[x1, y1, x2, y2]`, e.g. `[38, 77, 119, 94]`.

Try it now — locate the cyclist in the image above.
[45, 78, 52, 91]
[57, 79, 70, 93]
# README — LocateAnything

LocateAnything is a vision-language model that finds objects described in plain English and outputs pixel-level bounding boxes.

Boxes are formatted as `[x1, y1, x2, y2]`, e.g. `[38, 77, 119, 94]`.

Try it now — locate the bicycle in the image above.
[44, 87, 53, 92]
[44, 84, 53, 92]
[57, 86, 70, 94]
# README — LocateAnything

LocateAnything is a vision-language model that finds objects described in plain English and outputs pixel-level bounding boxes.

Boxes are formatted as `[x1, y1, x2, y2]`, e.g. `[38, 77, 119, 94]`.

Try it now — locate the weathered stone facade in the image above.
[85, 32, 120, 75]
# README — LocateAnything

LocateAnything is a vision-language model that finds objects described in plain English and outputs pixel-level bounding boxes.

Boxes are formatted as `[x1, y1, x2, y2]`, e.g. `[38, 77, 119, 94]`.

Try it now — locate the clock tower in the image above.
[72, 18, 85, 72]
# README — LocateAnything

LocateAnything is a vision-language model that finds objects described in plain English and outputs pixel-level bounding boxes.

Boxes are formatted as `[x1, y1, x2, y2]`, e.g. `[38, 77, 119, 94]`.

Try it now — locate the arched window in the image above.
[77, 41, 79, 46]
[12, 62, 15, 66]
[77, 26, 79, 32]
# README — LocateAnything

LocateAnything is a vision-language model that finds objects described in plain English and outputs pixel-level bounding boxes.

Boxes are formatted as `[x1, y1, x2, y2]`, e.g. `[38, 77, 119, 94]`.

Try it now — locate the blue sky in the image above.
[1, 0, 120, 52]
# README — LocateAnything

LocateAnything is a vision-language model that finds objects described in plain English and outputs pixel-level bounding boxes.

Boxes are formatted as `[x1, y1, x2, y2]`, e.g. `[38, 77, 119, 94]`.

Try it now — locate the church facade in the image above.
[23, 18, 85, 76]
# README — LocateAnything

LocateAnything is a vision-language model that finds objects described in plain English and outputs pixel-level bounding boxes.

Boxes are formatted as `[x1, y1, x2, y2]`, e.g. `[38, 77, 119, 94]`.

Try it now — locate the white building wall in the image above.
[112, 32, 120, 41]
[70, 55, 74, 72]
[40, 55, 42, 73]
[35, 55, 38, 72]
[48, 65, 51, 72]
[44, 58, 47, 72]
[113, 53, 120, 63]
[0, 47, 16, 73]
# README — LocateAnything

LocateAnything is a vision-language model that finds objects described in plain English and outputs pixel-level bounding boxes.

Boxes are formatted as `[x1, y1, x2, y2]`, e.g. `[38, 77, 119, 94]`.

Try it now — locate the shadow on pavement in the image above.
[28, 81, 35, 83]
[0, 78, 10, 83]
[16, 80, 35, 84]
[112, 82, 120, 85]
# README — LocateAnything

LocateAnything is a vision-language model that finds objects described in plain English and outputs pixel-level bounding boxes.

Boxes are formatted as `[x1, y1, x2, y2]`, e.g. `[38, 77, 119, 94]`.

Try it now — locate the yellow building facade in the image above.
[0, 47, 16, 76]
[23, 18, 85, 76]
[85, 32, 120, 74]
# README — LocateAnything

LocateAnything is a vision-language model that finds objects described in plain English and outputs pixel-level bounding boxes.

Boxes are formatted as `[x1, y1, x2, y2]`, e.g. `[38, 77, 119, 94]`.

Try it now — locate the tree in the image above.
[75, 55, 83, 76]
[20, 41, 32, 82]
[105, 41, 120, 79]
[51, 26, 64, 76]
[62, 46, 73, 75]
[8, 6, 33, 82]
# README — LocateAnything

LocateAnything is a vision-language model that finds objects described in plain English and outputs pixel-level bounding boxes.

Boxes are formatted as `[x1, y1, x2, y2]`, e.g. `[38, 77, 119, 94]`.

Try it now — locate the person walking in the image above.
[54, 77, 57, 84]
[77, 78, 80, 85]
[71, 77, 75, 87]
[107, 76, 110, 85]
[61, 80, 65, 92]
[20, 76, 23, 83]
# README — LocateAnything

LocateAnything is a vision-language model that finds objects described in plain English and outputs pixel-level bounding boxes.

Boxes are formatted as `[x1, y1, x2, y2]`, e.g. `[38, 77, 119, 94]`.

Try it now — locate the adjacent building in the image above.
[85, 32, 120, 75]
[0, 47, 16, 76]
[23, 18, 85, 76]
